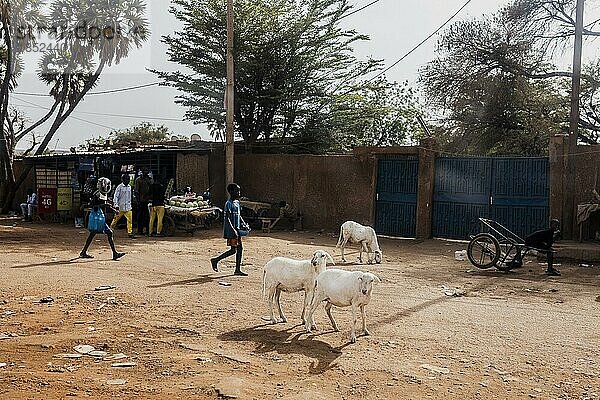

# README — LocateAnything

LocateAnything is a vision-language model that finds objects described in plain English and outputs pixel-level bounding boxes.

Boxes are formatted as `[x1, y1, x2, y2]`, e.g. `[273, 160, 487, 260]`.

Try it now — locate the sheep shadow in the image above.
[218, 325, 350, 374]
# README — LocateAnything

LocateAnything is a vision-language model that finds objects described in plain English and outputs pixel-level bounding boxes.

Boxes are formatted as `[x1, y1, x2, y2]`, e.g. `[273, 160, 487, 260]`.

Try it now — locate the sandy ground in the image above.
[0, 218, 599, 400]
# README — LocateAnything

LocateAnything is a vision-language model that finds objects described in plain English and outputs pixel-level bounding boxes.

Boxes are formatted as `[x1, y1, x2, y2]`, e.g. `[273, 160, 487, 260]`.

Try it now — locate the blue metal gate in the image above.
[375, 157, 418, 237]
[432, 157, 549, 239]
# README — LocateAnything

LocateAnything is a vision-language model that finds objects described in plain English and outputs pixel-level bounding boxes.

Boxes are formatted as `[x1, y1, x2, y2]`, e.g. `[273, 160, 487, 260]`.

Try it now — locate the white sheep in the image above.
[262, 250, 334, 327]
[305, 269, 381, 343]
[336, 221, 382, 264]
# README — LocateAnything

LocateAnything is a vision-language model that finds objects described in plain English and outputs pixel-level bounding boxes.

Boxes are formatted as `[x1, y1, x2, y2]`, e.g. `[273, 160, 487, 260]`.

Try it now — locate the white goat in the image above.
[305, 269, 381, 343]
[336, 221, 382, 264]
[262, 250, 334, 327]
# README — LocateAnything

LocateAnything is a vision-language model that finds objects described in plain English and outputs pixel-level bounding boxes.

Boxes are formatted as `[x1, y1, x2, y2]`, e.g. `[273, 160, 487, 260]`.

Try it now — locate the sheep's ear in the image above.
[371, 273, 381, 283]
[326, 252, 335, 265]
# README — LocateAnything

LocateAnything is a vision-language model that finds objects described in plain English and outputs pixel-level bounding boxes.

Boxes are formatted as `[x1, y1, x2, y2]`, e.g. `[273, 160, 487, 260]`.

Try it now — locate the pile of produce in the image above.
[167, 195, 210, 209]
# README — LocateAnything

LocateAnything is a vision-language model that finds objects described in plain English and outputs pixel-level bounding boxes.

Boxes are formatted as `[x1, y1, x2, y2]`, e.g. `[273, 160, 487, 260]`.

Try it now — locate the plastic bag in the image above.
[88, 208, 106, 233]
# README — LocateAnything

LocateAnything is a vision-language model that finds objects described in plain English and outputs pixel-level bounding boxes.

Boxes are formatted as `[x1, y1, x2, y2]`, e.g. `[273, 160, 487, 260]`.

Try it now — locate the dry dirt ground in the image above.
[0, 218, 599, 400]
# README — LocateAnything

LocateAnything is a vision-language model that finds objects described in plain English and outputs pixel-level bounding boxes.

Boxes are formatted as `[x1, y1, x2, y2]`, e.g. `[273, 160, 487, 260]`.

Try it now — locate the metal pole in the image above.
[564, 0, 584, 238]
[225, 0, 235, 187]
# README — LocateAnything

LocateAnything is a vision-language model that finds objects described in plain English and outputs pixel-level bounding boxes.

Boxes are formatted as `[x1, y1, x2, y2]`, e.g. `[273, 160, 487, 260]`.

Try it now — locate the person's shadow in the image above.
[218, 324, 350, 374]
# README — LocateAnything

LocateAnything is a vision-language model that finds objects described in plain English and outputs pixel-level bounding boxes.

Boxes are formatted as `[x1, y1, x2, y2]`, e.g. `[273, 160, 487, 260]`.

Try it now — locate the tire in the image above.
[162, 216, 176, 237]
[467, 233, 501, 269]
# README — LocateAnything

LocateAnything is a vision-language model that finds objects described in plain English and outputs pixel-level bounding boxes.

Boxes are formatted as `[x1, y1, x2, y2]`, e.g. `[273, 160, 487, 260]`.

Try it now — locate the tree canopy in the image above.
[0, 0, 148, 212]
[79, 122, 174, 150]
[155, 0, 424, 153]
[420, 0, 600, 155]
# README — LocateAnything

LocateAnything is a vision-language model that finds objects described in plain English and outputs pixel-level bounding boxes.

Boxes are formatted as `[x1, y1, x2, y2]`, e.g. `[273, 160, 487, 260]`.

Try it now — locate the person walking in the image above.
[210, 183, 248, 276]
[149, 175, 166, 236]
[134, 168, 152, 236]
[111, 174, 134, 238]
[80, 177, 125, 261]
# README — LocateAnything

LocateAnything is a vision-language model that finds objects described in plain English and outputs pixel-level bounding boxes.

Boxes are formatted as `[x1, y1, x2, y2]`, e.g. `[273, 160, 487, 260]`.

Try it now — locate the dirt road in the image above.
[0, 219, 599, 399]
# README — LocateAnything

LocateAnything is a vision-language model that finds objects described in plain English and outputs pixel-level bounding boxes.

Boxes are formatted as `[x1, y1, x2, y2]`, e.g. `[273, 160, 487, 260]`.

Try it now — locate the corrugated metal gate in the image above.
[375, 157, 418, 237]
[432, 157, 549, 239]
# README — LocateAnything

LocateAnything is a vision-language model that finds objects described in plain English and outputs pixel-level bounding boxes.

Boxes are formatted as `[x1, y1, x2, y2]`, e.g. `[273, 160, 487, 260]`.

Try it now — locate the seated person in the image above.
[508, 219, 561, 276]
[278, 200, 301, 230]
[20, 189, 37, 221]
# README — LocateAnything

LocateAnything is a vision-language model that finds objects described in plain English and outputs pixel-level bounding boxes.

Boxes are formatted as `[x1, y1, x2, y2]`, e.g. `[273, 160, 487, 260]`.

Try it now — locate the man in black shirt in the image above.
[508, 219, 561, 276]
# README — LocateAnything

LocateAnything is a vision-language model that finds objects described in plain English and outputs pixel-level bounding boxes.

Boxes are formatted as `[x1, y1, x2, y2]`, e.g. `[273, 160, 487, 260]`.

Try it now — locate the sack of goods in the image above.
[88, 208, 106, 233]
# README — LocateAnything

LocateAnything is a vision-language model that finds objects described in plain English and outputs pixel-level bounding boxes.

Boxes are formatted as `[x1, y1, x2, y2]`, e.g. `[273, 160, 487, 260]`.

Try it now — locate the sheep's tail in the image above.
[336, 228, 344, 248]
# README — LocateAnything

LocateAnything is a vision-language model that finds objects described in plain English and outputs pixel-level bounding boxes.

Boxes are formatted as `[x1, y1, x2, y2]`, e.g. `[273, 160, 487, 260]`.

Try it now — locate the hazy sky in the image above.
[9, 0, 557, 150]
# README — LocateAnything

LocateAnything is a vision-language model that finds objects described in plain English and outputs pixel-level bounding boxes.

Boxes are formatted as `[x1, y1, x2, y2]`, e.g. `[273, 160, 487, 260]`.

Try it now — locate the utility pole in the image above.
[225, 0, 234, 187]
[564, 0, 584, 238]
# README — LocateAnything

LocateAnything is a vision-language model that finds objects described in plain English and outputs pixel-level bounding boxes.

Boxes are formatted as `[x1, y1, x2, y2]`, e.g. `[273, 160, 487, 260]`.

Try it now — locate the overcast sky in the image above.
[9, 0, 563, 150]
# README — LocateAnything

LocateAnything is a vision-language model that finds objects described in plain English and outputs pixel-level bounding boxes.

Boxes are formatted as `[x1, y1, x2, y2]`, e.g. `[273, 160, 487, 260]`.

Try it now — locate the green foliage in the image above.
[327, 79, 424, 151]
[154, 0, 385, 153]
[420, 7, 572, 155]
[79, 122, 173, 150]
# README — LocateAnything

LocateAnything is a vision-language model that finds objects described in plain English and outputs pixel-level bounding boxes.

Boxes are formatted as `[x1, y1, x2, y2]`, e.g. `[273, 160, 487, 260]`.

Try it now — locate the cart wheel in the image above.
[163, 216, 176, 237]
[467, 233, 501, 269]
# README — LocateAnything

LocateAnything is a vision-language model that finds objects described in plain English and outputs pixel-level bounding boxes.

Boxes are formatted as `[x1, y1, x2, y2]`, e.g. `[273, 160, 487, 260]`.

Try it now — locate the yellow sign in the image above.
[57, 188, 72, 211]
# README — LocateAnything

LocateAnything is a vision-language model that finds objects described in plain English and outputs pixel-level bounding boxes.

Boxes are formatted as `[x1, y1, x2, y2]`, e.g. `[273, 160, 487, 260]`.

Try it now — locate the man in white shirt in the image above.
[20, 189, 37, 221]
[110, 174, 134, 238]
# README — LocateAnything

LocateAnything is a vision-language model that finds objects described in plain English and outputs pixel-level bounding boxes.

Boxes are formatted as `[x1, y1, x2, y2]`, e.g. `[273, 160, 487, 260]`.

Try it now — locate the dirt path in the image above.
[1, 219, 599, 399]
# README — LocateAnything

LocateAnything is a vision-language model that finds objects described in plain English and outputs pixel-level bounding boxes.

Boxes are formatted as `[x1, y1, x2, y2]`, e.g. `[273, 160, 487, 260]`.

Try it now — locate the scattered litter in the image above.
[454, 250, 467, 261]
[0, 334, 10, 340]
[194, 357, 212, 364]
[106, 379, 127, 385]
[87, 327, 96, 332]
[74, 321, 86, 325]
[261, 316, 272, 322]
[97, 303, 107, 311]
[88, 351, 108, 358]
[218, 281, 232, 287]
[103, 353, 127, 361]
[111, 362, 136, 368]
[0, 363, 7, 368]
[579, 263, 593, 268]
[442, 286, 466, 297]
[58, 354, 83, 359]
[420, 363, 449, 374]
[39, 296, 54, 303]
[2, 311, 16, 317]
[548, 288, 559, 293]
[94, 285, 116, 291]
[74, 345, 95, 354]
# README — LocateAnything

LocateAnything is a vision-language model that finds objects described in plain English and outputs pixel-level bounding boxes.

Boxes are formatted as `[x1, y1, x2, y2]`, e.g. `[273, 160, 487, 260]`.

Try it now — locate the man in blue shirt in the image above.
[210, 183, 248, 276]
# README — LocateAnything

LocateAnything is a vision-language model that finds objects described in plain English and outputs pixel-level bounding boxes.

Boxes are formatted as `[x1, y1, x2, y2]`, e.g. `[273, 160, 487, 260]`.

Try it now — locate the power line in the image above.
[13, 81, 161, 97]
[12, 94, 186, 123]
[340, 0, 383, 20]
[369, 0, 472, 81]
[11, 97, 118, 130]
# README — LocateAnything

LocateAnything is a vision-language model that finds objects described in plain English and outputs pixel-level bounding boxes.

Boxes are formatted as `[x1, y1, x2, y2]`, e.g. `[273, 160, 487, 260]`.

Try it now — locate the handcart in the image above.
[467, 218, 547, 271]
[162, 205, 222, 236]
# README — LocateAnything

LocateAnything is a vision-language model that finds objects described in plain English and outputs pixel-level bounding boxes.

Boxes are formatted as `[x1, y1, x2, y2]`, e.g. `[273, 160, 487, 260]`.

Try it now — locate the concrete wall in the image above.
[208, 153, 376, 230]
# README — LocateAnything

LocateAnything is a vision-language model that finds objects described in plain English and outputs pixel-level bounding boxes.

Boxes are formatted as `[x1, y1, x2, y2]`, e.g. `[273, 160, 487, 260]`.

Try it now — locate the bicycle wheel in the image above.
[467, 233, 501, 269]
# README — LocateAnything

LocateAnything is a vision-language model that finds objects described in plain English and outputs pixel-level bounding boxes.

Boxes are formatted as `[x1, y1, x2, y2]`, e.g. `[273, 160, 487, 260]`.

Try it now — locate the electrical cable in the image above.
[368, 0, 472, 81]
[13, 81, 160, 97]
[339, 0, 383, 20]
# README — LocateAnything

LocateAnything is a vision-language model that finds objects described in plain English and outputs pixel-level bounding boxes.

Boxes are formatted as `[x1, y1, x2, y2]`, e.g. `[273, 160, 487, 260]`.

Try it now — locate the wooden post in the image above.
[225, 0, 235, 188]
